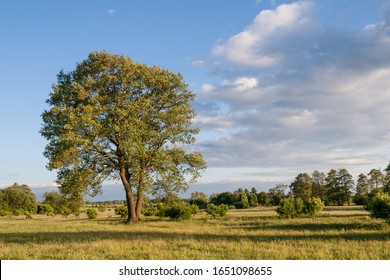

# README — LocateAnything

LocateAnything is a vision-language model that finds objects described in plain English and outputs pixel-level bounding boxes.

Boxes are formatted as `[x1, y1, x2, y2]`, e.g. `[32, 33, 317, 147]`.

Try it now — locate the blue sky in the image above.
[1, 0, 389, 200]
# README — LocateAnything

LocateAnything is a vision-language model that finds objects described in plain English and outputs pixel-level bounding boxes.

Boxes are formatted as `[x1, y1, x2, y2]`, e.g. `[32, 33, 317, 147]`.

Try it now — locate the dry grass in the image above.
[0, 206, 388, 260]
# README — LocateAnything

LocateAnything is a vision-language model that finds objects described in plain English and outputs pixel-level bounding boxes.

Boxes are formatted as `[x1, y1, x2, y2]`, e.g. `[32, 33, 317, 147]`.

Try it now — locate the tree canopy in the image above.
[41, 51, 206, 223]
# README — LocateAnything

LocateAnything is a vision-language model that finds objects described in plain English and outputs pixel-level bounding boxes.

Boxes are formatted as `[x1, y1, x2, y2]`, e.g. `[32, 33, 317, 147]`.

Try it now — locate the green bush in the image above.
[304, 197, 324, 216]
[276, 197, 324, 218]
[115, 205, 128, 218]
[142, 204, 159, 216]
[164, 204, 198, 221]
[86, 208, 98, 219]
[0, 209, 10, 216]
[365, 191, 390, 222]
[276, 198, 300, 218]
[205, 203, 229, 218]
[36, 203, 55, 215]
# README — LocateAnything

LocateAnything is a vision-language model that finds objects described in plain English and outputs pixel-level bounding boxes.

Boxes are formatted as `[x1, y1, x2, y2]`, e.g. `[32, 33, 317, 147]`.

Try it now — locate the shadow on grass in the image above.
[0, 227, 388, 245]
[236, 221, 386, 232]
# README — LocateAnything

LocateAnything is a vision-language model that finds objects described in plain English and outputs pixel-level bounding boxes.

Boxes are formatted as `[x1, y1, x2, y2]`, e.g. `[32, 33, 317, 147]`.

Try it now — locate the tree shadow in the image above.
[0, 227, 388, 246]
[234, 220, 387, 232]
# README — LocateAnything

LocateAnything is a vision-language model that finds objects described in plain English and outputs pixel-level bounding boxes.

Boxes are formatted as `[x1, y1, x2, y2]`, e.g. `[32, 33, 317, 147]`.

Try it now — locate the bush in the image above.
[304, 197, 324, 216]
[0, 210, 10, 216]
[276, 197, 324, 218]
[86, 208, 98, 219]
[205, 203, 229, 218]
[164, 204, 198, 221]
[97, 205, 106, 213]
[142, 204, 159, 216]
[365, 191, 390, 222]
[36, 203, 55, 215]
[276, 198, 300, 218]
[115, 205, 128, 218]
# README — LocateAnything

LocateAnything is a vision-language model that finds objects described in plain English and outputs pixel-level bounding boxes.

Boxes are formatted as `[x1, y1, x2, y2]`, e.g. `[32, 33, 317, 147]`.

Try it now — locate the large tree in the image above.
[289, 173, 313, 200]
[41, 51, 206, 223]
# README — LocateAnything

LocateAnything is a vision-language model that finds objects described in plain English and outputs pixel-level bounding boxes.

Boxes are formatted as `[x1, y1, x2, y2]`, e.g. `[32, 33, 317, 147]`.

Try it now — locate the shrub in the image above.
[0, 210, 10, 216]
[115, 205, 128, 218]
[277, 197, 324, 218]
[304, 197, 324, 216]
[97, 205, 106, 213]
[276, 198, 300, 218]
[86, 208, 98, 219]
[365, 191, 390, 222]
[205, 203, 229, 218]
[164, 204, 198, 221]
[36, 203, 55, 215]
[143, 204, 159, 216]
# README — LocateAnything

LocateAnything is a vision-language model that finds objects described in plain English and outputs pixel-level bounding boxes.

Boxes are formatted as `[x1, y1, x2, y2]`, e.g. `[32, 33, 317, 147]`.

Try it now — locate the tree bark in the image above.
[135, 171, 144, 220]
[119, 167, 138, 223]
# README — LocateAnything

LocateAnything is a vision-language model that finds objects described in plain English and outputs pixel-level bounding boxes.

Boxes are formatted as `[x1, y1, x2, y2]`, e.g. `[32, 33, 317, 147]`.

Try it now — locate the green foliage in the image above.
[43, 191, 80, 216]
[189, 192, 209, 209]
[0, 210, 10, 216]
[303, 197, 324, 216]
[290, 173, 313, 200]
[36, 203, 55, 215]
[115, 206, 128, 218]
[163, 204, 198, 221]
[97, 205, 106, 213]
[210, 192, 235, 206]
[276, 197, 324, 218]
[257, 191, 270, 206]
[365, 191, 390, 222]
[267, 184, 287, 206]
[277, 198, 302, 218]
[40, 51, 206, 223]
[0, 183, 37, 215]
[86, 208, 98, 219]
[205, 203, 229, 218]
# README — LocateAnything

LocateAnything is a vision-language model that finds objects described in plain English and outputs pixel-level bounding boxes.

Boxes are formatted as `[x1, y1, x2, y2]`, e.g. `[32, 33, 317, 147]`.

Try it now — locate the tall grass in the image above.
[0, 206, 388, 259]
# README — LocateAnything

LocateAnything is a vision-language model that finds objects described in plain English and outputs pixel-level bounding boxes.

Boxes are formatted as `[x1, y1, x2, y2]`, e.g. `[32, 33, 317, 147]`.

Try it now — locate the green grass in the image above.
[0, 206, 388, 260]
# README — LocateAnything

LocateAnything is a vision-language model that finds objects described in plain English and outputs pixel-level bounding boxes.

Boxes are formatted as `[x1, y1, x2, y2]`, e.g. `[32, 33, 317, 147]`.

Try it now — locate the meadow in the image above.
[0, 206, 388, 260]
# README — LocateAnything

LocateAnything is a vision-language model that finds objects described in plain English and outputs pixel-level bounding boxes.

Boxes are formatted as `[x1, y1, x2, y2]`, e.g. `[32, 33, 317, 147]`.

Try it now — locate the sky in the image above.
[1, 0, 390, 200]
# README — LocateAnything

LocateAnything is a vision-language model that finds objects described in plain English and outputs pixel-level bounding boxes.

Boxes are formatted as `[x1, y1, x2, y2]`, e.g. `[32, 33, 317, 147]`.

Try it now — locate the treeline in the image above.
[0, 184, 81, 217]
[1, 163, 389, 220]
[197, 164, 390, 210]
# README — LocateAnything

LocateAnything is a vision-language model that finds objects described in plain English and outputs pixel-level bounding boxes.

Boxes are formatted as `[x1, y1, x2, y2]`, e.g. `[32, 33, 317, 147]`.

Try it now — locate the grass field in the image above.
[0, 206, 388, 260]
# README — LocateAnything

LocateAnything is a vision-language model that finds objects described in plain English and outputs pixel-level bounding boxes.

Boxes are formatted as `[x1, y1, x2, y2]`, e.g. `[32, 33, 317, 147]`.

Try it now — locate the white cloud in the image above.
[201, 83, 215, 94]
[196, 0, 390, 180]
[212, 0, 316, 67]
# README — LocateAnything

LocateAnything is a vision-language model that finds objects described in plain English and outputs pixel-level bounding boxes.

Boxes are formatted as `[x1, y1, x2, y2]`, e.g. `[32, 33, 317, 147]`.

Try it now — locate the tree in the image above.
[248, 187, 259, 207]
[311, 170, 326, 200]
[41, 51, 206, 223]
[383, 162, 390, 194]
[210, 192, 235, 206]
[367, 168, 384, 192]
[354, 173, 369, 205]
[0, 183, 37, 215]
[257, 191, 269, 206]
[336, 168, 354, 205]
[189, 191, 208, 209]
[268, 184, 287, 206]
[42, 191, 80, 215]
[289, 173, 313, 200]
[325, 169, 338, 205]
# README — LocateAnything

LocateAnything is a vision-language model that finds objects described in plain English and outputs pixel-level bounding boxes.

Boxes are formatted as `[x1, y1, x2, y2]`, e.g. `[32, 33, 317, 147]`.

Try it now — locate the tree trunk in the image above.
[119, 167, 139, 223]
[135, 170, 145, 220]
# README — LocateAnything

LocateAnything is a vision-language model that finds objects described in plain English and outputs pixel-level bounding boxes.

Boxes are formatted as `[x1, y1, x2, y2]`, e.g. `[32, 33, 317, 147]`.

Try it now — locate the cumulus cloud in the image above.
[195, 0, 390, 183]
[212, 0, 316, 67]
